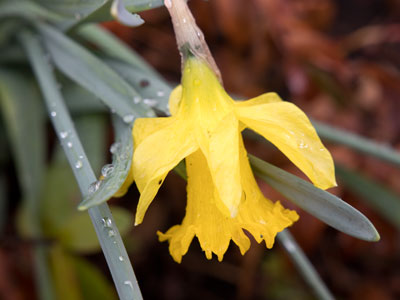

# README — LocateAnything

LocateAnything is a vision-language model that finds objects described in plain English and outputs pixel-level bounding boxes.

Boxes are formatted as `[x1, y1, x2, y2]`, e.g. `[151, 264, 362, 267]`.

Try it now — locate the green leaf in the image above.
[106, 58, 171, 113]
[38, 23, 155, 120]
[37, 0, 163, 31]
[75, 115, 108, 175]
[50, 246, 83, 300]
[0, 0, 63, 22]
[111, 0, 144, 27]
[277, 230, 334, 300]
[249, 155, 380, 242]
[0, 69, 45, 199]
[0, 68, 54, 300]
[61, 76, 107, 115]
[78, 116, 133, 210]
[336, 165, 400, 229]
[58, 206, 132, 253]
[77, 24, 161, 77]
[74, 255, 118, 300]
[313, 120, 400, 167]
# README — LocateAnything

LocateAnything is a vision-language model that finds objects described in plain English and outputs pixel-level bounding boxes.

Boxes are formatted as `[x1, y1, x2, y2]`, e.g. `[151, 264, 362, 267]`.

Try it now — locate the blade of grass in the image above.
[19, 30, 142, 300]
[249, 155, 380, 242]
[0, 69, 54, 300]
[277, 230, 334, 300]
[336, 165, 400, 229]
[313, 120, 400, 167]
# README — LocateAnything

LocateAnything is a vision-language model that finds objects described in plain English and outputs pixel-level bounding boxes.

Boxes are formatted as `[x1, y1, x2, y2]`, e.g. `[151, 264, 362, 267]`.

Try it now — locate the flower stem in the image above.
[19, 30, 143, 300]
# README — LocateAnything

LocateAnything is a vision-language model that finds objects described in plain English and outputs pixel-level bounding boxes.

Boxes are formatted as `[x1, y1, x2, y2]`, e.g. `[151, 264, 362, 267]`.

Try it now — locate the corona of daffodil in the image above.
[118, 56, 336, 262]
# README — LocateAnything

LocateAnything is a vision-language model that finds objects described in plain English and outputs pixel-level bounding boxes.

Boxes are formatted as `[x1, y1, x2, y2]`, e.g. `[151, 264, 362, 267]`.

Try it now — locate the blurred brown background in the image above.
[100, 0, 400, 299]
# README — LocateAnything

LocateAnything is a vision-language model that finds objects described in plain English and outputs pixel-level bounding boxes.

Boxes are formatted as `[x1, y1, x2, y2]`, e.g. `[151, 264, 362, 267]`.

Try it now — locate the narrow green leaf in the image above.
[0, 69, 54, 300]
[111, 0, 144, 27]
[74, 255, 118, 300]
[77, 24, 161, 78]
[58, 206, 132, 254]
[20, 30, 142, 300]
[50, 246, 83, 300]
[249, 155, 380, 242]
[79, 116, 133, 210]
[277, 230, 334, 300]
[0, 0, 63, 23]
[75, 115, 108, 175]
[313, 120, 400, 167]
[336, 165, 400, 229]
[38, 23, 155, 120]
[106, 58, 171, 112]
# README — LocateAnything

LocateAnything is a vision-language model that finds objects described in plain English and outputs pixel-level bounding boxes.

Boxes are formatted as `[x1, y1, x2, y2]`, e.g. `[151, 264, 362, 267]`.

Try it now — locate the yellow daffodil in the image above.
[118, 56, 336, 262]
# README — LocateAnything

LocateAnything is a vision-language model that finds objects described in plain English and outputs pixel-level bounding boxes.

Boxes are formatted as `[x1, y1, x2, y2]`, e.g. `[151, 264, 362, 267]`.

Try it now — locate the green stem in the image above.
[19, 30, 142, 300]
[277, 230, 334, 300]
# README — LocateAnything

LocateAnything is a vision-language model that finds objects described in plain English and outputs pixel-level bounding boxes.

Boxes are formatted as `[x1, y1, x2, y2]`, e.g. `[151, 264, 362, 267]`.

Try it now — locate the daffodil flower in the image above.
[117, 56, 336, 262]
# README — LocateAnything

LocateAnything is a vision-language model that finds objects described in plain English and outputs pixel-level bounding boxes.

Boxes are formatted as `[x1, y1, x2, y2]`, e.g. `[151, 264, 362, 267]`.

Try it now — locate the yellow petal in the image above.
[235, 92, 282, 108]
[158, 150, 250, 262]
[168, 85, 182, 116]
[207, 112, 242, 216]
[237, 135, 299, 247]
[133, 117, 174, 147]
[133, 118, 197, 225]
[236, 101, 336, 190]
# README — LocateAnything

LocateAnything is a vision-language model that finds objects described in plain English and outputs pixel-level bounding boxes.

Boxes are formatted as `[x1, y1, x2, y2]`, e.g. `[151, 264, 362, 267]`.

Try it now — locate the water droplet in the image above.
[133, 96, 141, 104]
[88, 180, 102, 194]
[75, 160, 82, 169]
[123, 114, 134, 123]
[299, 140, 308, 149]
[101, 164, 114, 178]
[183, 18, 187, 23]
[156, 90, 165, 97]
[60, 131, 68, 139]
[50, 111, 57, 117]
[110, 142, 121, 154]
[143, 98, 158, 107]
[194, 79, 201, 86]
[118, 256, 124, 261]
[139, 79, 149, 88]
[79, 155, 83, 159]
[197, 31, 202, 37]
[124, 281, 133, 290]
[102, 217, 112, 228]
[67, 142, 73, 148]
[108, 230, 115, 237]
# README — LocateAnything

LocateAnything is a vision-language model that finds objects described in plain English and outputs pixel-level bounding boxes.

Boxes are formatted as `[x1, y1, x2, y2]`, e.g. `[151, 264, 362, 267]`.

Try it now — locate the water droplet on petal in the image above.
[75, 160, 82, 169]
[101, 164, 114, 178]
[183, 18, 187, 23]
[123, 114, 134, 123]
[193, 79, 201, 86]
